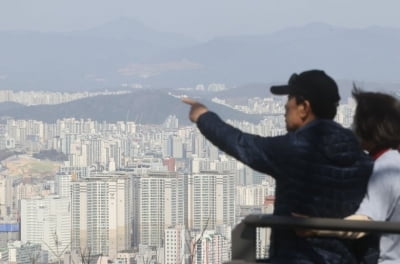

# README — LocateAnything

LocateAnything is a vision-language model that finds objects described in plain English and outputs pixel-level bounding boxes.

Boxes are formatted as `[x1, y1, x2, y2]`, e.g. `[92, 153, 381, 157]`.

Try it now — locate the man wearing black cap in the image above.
[182, 70, 373, 264]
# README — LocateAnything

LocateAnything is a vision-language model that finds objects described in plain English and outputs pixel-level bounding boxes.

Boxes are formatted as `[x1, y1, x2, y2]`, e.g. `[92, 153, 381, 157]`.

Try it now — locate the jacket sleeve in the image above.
[197, 111, 287, 176]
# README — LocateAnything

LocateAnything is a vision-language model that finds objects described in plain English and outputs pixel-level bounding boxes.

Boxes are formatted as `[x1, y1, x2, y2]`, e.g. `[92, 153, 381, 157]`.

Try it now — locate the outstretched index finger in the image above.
[182, 97, 197, 105]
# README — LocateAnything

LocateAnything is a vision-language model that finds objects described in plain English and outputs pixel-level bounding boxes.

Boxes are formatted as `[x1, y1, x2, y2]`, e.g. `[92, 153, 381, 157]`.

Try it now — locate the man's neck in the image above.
[302, 114, 317, 128]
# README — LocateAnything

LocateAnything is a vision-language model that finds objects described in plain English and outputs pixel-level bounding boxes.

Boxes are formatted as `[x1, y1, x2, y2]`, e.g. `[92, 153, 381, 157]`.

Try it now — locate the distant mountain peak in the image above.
[1, 22, 400, 91]
[301, 22, 336, 30]
[75, 16, 198, 48]
[85, 17, 156, 37]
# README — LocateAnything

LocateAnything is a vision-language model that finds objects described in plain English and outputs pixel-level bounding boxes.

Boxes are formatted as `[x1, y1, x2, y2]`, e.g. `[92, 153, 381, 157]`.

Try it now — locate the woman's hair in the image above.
[352, 86, 400, 152]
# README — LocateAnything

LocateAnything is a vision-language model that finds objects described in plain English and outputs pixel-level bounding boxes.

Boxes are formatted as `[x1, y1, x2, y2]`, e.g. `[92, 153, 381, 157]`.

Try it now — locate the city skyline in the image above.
[0, 1, 398, 262]
[0, 93, 367, 262]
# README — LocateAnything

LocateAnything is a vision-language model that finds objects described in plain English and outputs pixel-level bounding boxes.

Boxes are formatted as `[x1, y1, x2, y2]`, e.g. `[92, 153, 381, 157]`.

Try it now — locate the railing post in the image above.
[231, 220, 257, 262]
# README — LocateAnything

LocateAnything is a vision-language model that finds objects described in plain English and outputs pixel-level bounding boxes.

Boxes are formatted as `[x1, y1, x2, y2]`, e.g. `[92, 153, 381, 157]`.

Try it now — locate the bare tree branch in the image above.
[189, 217, 210, 264]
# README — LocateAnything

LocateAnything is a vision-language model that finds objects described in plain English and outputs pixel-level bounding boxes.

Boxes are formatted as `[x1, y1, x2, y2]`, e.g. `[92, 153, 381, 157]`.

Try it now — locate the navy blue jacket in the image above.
[197, 112, 374, 264]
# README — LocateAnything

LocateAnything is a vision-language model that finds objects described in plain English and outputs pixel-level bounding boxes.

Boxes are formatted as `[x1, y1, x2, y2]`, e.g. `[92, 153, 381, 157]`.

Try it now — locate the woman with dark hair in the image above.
[350, 89, 400, 263]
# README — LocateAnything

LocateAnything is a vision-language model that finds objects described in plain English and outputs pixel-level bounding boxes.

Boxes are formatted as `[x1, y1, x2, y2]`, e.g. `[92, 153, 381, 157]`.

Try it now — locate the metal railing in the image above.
[228, 214, 400, 264]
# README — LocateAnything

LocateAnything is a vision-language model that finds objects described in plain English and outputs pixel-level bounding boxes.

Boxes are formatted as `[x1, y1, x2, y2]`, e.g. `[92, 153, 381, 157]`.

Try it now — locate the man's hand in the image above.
[182, 97, 209, 123]
[292, 212, 369, 239]
[292, 213, 317, 237]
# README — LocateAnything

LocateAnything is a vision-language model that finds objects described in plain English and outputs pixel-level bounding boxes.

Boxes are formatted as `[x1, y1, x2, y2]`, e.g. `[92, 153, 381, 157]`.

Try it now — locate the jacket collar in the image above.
[370, 148, 390, 161]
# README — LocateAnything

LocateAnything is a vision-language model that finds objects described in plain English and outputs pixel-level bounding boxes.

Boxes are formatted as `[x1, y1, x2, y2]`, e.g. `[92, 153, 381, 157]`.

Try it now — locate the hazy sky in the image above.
[1, 0, 400, 40]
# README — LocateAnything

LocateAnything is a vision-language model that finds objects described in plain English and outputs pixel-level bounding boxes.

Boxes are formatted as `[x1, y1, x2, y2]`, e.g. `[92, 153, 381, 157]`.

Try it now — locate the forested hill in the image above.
[0, 90, 264, 125]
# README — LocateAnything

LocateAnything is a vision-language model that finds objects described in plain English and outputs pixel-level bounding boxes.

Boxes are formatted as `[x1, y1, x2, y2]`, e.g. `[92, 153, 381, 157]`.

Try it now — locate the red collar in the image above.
[370, 148, 390, 161]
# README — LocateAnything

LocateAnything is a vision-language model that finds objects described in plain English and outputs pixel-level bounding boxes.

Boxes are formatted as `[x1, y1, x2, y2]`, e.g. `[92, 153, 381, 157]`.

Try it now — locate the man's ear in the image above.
[299, 100, 312, 119]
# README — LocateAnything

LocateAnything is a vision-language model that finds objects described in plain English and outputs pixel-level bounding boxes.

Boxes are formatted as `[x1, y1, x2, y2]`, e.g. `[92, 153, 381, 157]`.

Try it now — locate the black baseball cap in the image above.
[270, 70, 340, 104]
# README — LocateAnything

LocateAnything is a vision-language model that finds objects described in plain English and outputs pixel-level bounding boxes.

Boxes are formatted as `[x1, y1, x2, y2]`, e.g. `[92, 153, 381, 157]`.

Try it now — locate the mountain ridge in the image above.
[1, 21, 400, 91]
[0, 90, 264, 125]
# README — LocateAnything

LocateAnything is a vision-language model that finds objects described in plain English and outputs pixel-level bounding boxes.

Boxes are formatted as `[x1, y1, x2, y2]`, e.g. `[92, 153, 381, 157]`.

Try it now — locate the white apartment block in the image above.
[191, 157, 238, 174]
[191, 230, 230, 264]
[188, 171, 235, 231]
[335, 102, 356, 128]
[236, 180, 275, 206]
[164, 225, 186, 264]
[55, 172, 73, 198]
[162, 135, 183, 159]
[136, 171, 184, 248]
[71, 173, 132, 259]
[0, 175, 13, 220]
[20, 196, 70, 262]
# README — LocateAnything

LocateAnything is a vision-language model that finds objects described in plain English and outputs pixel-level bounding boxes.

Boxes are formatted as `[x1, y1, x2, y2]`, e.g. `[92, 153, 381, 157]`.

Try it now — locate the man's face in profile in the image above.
[284, 96, 305, 132]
